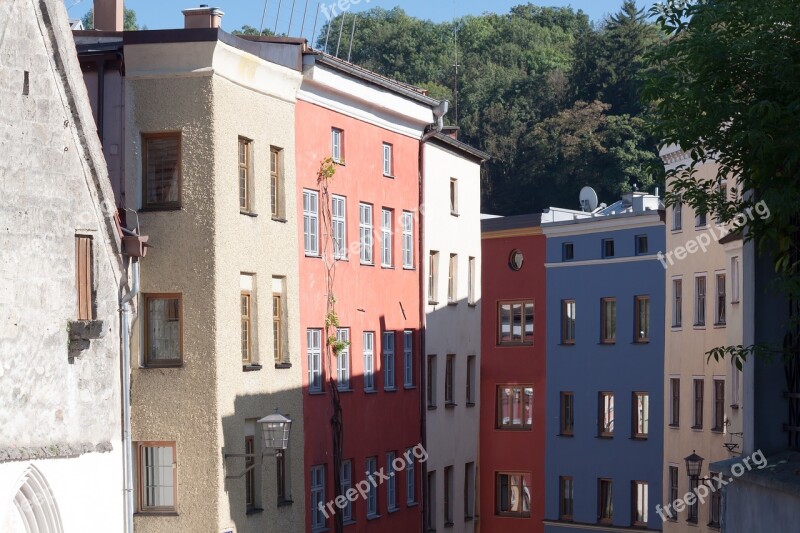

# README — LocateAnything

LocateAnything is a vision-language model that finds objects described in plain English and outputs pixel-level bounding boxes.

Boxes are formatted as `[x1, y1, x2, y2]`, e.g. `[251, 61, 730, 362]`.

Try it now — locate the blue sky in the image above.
[66, 0, 638, 42]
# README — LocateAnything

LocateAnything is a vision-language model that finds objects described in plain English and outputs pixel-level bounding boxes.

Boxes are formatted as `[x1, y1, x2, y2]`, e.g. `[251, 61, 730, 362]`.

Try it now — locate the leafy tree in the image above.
[81, 7, 138, 31]
[232, 25, 275, 37]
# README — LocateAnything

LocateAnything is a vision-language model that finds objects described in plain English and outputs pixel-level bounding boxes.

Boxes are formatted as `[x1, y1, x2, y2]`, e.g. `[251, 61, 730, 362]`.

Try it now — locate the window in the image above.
[245, 435, 256, 510]
[448, 254, 458, 303]
[632, 481, 648, 526]
[633, 392, 649, 438]
[332, 195, 347, 260]
[270, 147, 283, 218]
[450, 178, 458, 215]
[468, 257, 476, 305]
[341, 460, 353, 522]
[273, 288, 285, 364]
[143, 294, 182, 367]
[602, 239, 615, 258]
[307, 329, 322, 393]
[75, 235, 94, 320]
[466, 356, 476, 405]
[428, 251, 439, 303]
[366, 457, 378, 517]
[331, 128, 343, 163]
[363, 332, 375, 391]
[445, 355, 455, 405]
[387, 452, 398, 511]
[668, 466, 679, 521]
[560, 476, 574, 521]
[695, 275, 707, 326]
[696, 209, 708, 228]
[496, 473, 531, 517]
[709, 473, 721, 527]
[427, 355, 437, 408]
[560, 392, 574, 436]
[497, 301, 534, 345]
[427, 472, 436, 529]
[238, 137, 252, 212]
[562, 242, 574, 261]
[599, 392, 615, 437]
[404, 331, 414, 388]
[142, 133, 180, 209]
[444, 466, 454, 525]
[136, 441, 177, 512]
[360, 203, 373, 264]
[241, 292, 253, 364]
[669, 378, 680, 426]
[497, 385, 533, 430]
[406, 450, 416, 504]
[337, 329, 350, 390]
[672, 278, 683, 327]
[402, 211, 414, 269]
[688, 476, 699, 523]
[598, 479, 613, 523]
[713, 379, 725, 431]
[693, 378, 704, 429]
[464, 462, 475, 519]
[562, 300, 576, 344]
[715, 273, 726, 325]
[381, 209, 393, 267]
[731, 256, 740, 303]
[673, 202, 683, 230]
[634, 296, 650, 342]
[509, 249, 524, 271]
[635, 234, 648, 255]
[601, 298, 616, 343]
[277, 451, 287, 503]
[732, 358, 741, 407]
[311, 465, 326, 530]
[383, 331, 395, 390]
[383, 143, 393, 176]
[303, 189, 319, 256]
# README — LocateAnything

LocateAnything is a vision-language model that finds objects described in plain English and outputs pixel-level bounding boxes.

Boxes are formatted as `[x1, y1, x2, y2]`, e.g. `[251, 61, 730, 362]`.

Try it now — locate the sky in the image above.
[65, 0, 638, 43]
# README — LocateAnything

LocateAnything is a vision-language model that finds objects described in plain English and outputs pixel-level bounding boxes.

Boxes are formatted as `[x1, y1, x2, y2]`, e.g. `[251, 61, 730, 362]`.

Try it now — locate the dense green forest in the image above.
[314, 2, 665, 215]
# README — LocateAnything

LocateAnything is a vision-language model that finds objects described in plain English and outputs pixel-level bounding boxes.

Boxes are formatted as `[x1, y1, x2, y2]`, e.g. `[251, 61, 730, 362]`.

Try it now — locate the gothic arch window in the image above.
[10, 465, 64, 533]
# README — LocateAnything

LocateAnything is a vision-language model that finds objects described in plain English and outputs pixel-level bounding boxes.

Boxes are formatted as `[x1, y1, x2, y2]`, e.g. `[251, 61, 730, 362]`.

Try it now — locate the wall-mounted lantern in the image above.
[223, 411, 292, 479]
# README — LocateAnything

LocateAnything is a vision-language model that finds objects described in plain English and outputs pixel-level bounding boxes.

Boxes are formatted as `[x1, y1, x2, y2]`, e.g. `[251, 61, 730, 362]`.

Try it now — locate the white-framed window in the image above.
[468, 257, 476, 305]
[693, 377, 704, 429]
[383, 331, 395, 390]
[366, 457, 378, 517]
[673, 202, 682, 230]
[381, 208, 393, 267]
[715, 272, 727, 325]
[731, 256, 740, 303]
[450, 178, 458, 215]
[332, 195, 347, 260]
[311, 465, 326, 530]
[672, 277, 683, 328]
[696, 209, 708, 228]
[337, 328, 350, 390]
[363, 332, 375, 391]
[360, 203, 373, 264]
[695, 274, 707, 326]
[307, 329, 322, 393]
[331, 128, 343, 163]
[303, 189, 319, 256]
[464, 462, 475, 519]
[428, 251, 439, 303]
[427, 355, 437, 408]
[633, 481, 649, 525]
[444, 465, 454, 525]
[387, 452, 398, 511]
[403, 330, 413, 387]
[341, 460, 353, 522]
[466, 355, 476, 405]
[402, 211, 414, 269]
[731, 358, 740, 406]
[427, 471, 436, 528]
[448, 254, 458, 303]
[406, 450, 416, 504]
[382, 143, 393, 176]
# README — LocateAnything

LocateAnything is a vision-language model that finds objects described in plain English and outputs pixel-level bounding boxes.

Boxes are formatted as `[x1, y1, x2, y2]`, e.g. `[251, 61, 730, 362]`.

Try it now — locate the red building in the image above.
[296, 51, 442, 532]
[479, 214, 547, 533]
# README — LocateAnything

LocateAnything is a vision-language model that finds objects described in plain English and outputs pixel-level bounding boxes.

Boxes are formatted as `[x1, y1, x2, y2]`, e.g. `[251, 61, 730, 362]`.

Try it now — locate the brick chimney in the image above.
[441, 126, 460, 140]
[182, 5, 224, 29]
[94, 0, 123, 31]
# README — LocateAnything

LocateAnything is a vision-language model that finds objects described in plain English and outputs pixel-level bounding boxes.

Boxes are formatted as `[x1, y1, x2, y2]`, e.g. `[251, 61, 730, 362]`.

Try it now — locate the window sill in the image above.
[243, 364, 263, 372]
[596, 435, 614, 439]
[427, 405, 437, 410]
[367, 513, 382, 521]
[388, 506, 401, 514]
[560, 341, 575, 346]
[306, 253, 321, 258]
[275, 362, 293, 369]
[497, 342, 534, 347]
[384, 387, 397, 393]
[730, 403, 739, 410]
[271, 217, 288, 223]
[691, 426, 704, 431]
[333, 160, 345, 166]
[711, 428, 725, 434]
[240, 211, 258, 218]
[246, 507, 265, 515]
[361, 262, 375, 267]
[714, 323, 727, 329]
[445, 402, 458, 409]
[135, 511, 179, 517]
[428, 301, 439, 306]
[381, 265, 395, 270]
[404, 385, 417, 390]
[466, 402, 475, 408]
[598, 341, 616, 345]
[450, 212, 460, 217]
[337, 387, 354, 393]
[277, 498, 294, 507]
[383, 174, 395, 179]
[558, 433, 574, 438]
[445, 522, 454, 528]
[403, 266, 416, 271]
[693, 325, 707, 330]
[465, 516, 474, 522]
[468, 302, 477, 308]
[672, 326, 683, 331]
[669, 423, 680, 429]
[731, 300, 741, 305]
[365, 389, 378, 395]
[139, 205, 181, 212]
[633, 340, 650, 344]
[671, 228, 683, 234]
[631, 435, 648, 441]
[141, 363, 183, 369]
[309, 390, 326, 396]
[447, 301, 458, 306]
[407, 501, 419, 507]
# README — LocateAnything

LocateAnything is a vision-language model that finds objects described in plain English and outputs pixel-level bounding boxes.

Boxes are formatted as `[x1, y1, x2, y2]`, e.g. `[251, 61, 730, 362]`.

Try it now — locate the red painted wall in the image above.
[296, 100, 423, 532]
[479, 231, 546, 533]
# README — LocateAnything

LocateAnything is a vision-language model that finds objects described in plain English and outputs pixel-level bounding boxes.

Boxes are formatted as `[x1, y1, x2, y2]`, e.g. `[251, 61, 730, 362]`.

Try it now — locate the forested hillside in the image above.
[315, 2, 665, 215]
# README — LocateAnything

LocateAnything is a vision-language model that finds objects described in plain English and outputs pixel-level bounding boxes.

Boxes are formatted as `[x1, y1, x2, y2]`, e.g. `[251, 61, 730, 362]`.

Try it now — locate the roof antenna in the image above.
[335, 13, 345, 57]
[323, 9, 332, 52]
[258, 0, 270, 35]
[452, 0, 460, 126]
[287, 0, 297, 35]
[347, 14, 357, 62]
[273, 0, 283, 34]
[311, 2, 321, 46]
[299, 0, 310, 40]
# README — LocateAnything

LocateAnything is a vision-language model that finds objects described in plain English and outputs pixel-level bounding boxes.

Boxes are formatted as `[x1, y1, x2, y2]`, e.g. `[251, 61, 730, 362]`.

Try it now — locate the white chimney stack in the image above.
[182, 5, 224, 29]
[94, 0, 123, 31]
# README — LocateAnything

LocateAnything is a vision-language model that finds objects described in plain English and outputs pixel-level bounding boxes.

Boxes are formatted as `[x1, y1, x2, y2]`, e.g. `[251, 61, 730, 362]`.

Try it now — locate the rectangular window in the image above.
[635, 234, 648, 255]
[497, 301, 535, 345]
[270, 147, 283, 218]
[75, 235, 94, 320]
[497, 385, 534, 430]
[731, 256, 740, 303]
[303, 189, 319, 256]
[444, 465, 454, 525]
[464, 462, 475, 519]
[688, 477, 699, 522]
[598, 479, 613, 523]
[366, 457, 378, 517]
[693, 378, 704, 429]
[383, 143, 393, 176]
[466, 356, 476, 405]
[331, 128, 343, 163]
[468, 257, 476, 305]
[142, 133, 181, 209]
[359, 203, 373, 264]
[599, 392, 615, 437]
[404, 331, 414, 387]
[561, 392, 574, 435]
[669, 378, 680, 426]
[427, 472, 436, 529]
[445, 355, 455, 405]
[602, 239, 615, 258]
[560, 476, 574, 521]
[277, 452, 287, 503]
[634, 295, 650, 342]
[406, 450, 416, 504]
[672, 278, 683, 327]
[241, 292, 253, 364]
[311, 465, 326, 530]
[450, 178, 458, 215]
[696, 210, 708, 228]
[428, 251, 439, 303]
[709, 473, 721, 527]
[563, 242, 574, 261]
[383, 331, 395, 390]
[381, 209, 393, 267]
[496, 473, 531, 517]
[402, 211, 414, 269]
[448, 254, 458, 303]
[713, 379, 725, 431]
[695, 275, 707, 326]
[632, 481, 649, 526]
[633, 392, 649, 438]
[143, 294, 182, 367]
[273, 291, 284, 363]
[562, 300, 576, 344]
[337, 329, 350, 390]
[332, 195, 347, 260]
[715, 273, 726, 325]
[363, 332, 375, 392]
[238, 137, 252, 212]
[245, 435, 255, 510]
[427, 355, 437, 408]
[387, 452, 398, 511]
[673, 202, 683, 230]
[601, 298, 616, 343]
[136, 441, 177, 512]
[307, 329, 322, 393]
[668, 466, 679, 521]
[341, 460, 353, 522]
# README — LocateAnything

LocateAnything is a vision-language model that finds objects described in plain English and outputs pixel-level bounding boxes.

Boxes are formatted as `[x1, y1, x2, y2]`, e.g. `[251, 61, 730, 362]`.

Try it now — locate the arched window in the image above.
[10, 466, 63, 533]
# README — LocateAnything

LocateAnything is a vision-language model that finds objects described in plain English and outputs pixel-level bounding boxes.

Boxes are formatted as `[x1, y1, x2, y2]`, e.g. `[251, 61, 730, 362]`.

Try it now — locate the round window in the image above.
[509, 249, 524, 271]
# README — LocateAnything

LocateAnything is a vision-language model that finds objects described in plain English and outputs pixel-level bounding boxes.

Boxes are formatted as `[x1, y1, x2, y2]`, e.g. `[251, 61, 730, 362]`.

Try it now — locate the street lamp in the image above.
[259, 412, 292, 456]
[685, 450, 705, 479]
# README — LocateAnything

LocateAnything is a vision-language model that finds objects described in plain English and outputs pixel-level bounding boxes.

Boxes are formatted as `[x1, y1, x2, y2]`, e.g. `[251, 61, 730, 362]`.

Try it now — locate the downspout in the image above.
[120, 257, 139, 533]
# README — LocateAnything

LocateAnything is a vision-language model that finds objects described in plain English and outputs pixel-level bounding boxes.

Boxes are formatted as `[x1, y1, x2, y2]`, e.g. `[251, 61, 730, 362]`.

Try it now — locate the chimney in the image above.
[441, 126, 460, 140]
[182, 5, 224, 29]
[94, 0, 123, 31]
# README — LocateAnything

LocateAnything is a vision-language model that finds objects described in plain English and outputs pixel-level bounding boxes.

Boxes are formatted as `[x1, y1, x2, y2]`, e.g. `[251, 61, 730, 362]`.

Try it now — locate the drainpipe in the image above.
[120, 257, 139, 533]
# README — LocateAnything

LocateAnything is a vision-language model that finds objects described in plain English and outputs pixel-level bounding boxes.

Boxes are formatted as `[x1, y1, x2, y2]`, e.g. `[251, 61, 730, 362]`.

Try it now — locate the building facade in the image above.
[542, 194, 665, 532]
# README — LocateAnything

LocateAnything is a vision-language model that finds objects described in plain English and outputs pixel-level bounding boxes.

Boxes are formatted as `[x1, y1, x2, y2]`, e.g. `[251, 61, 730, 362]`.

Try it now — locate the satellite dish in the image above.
[579, 186, 599, 212]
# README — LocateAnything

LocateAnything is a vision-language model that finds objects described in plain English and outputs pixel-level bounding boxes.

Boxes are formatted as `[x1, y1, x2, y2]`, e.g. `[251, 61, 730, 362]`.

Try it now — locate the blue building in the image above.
[542, 192, 666, 532]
